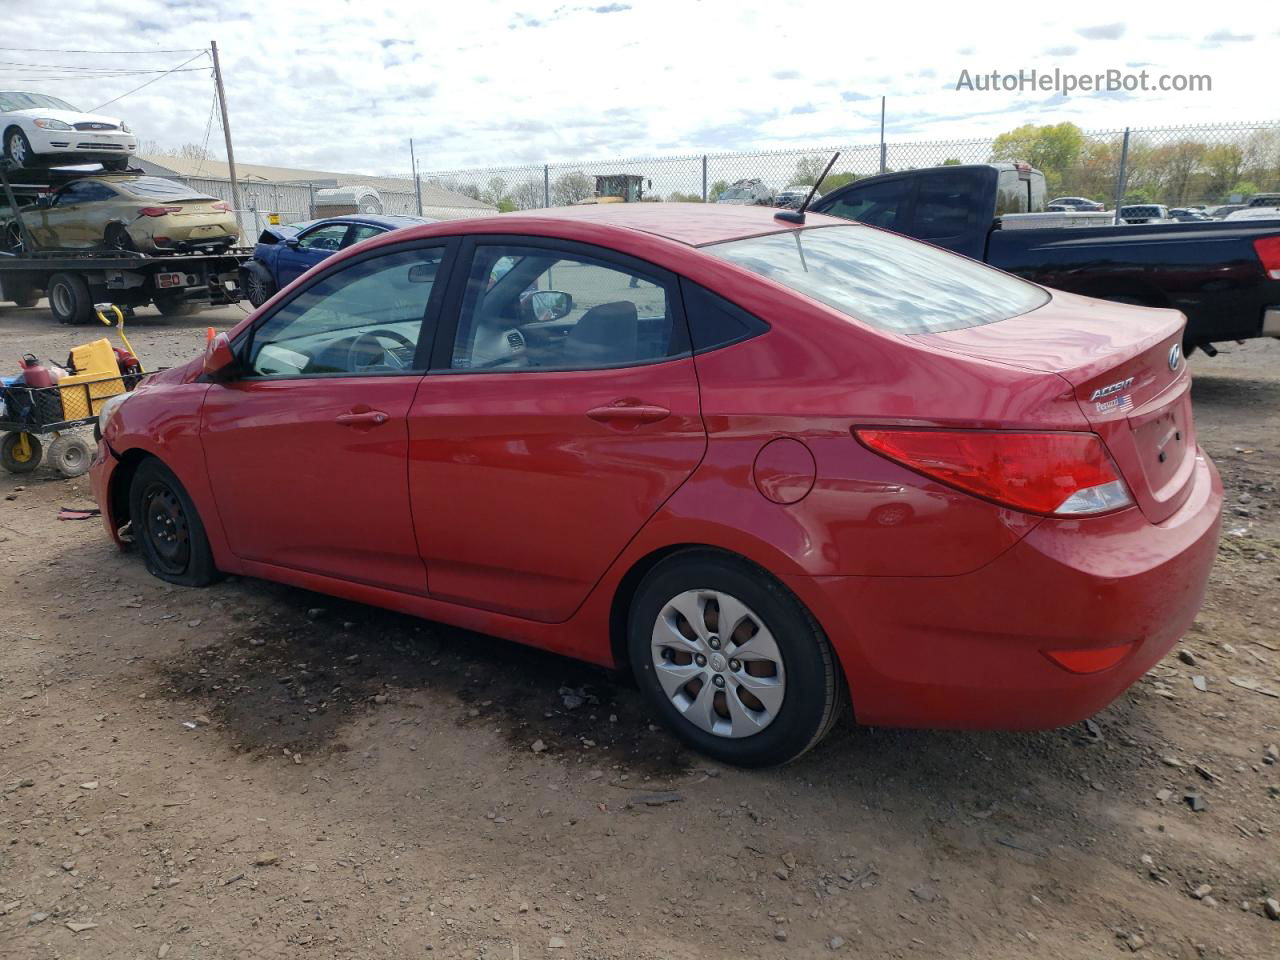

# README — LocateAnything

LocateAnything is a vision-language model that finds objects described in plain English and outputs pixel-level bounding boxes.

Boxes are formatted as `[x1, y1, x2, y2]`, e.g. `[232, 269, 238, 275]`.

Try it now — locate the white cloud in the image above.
[0, 0, 1271, 177]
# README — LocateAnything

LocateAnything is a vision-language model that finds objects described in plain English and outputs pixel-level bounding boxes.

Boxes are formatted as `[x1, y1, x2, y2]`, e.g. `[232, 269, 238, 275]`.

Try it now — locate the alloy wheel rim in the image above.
[9, 133, 25, 165]
[50, 282, 73, 317]
[247, 274, 265, 302]
[651, 589, 786, 738]
[143, 483, 190, 573]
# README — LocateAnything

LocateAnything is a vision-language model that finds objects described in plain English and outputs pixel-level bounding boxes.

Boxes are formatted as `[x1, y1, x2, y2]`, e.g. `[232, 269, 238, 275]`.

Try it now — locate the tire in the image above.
[104, 223, 135, 252]
[47, 434, 93, 478]
[128, 457, 218, 586]
[47, 272, 94, 324]
[1, 432, 43, 474]
[3, 221, 24, 254]
[102, 155, 130, 172]
[6, 279, 39, 307]
[4, 127, 34, 169]
[627, 550, 844, 767]
[241, 262, 276, 308]
[154, 295, 198, 317]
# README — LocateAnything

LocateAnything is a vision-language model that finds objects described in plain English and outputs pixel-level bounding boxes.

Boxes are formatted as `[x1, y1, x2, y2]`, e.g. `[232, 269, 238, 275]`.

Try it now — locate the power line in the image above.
[0, 46, 207, 54]
[90, 51, 210, 112]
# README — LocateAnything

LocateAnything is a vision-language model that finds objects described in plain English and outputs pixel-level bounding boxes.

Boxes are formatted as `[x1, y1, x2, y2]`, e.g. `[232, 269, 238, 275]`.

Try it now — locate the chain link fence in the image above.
[417, 120, 1280, 212]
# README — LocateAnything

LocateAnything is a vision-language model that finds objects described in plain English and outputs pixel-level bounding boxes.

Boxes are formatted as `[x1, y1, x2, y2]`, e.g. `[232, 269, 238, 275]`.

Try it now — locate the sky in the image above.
[0, 0, 1275, 178]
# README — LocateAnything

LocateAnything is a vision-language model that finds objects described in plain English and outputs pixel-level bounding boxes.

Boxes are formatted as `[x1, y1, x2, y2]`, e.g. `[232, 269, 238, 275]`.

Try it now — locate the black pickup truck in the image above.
[809, 163, 1280, 352]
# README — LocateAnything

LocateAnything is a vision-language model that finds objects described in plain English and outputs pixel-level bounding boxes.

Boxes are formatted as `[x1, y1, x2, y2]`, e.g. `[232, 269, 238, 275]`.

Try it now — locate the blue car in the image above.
[240, 214, 434, 306]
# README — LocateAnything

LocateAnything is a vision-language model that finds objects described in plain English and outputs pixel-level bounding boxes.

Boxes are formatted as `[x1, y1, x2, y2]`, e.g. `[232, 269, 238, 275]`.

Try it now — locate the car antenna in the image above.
[774, 151, 840, 225]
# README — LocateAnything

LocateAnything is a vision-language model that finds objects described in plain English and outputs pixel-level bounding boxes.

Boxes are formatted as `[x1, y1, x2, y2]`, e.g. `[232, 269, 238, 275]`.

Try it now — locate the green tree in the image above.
[551, 171, 594, 206]
[708, 179, 729, 201]
[666, 191, 704, 203]
[941, 157, 962, 165]
[791, 155, 830, 186]
[990, 122, 1086, 193]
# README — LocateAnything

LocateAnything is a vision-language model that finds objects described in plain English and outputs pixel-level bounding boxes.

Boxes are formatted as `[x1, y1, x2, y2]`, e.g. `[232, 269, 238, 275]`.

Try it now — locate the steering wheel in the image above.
[346, 329, 415, 372]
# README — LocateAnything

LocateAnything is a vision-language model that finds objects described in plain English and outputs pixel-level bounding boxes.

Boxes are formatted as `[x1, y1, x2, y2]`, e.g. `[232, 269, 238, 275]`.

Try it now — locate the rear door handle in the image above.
[336, 410, 389, 427]
[586, 402, 671, 424]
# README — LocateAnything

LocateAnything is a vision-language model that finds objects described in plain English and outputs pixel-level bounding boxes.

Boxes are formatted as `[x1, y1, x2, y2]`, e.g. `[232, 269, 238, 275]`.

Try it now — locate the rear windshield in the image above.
[113, 177, 212, 201]
[704, 224, 1049, 334]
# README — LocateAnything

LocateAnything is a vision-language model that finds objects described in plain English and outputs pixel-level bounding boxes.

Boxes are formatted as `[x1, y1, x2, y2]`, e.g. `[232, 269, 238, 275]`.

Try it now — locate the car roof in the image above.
[471, 203, 848, 246]
[315, 214, 434, 229]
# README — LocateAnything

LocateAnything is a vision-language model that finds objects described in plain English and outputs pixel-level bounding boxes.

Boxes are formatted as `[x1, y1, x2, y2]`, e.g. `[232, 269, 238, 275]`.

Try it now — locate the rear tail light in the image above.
[1253, 235, 1280, 280]
[854, 429, 1133, 516]
[137, 206, 182, 217]
[212, 201, 232, 212]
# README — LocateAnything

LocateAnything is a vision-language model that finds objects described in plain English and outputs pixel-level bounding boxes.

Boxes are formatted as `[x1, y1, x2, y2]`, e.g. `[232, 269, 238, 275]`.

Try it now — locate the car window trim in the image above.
[232, 236, 457, 382]
[427, 234, 692, 376]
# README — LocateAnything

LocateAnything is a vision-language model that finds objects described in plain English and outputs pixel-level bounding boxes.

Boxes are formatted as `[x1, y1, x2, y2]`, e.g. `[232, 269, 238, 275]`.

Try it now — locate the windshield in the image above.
[0, 91, 79, 112]
[719, 188, 751, 199]
[704, 224, 1050, 335]
[112, 177, 213, 201]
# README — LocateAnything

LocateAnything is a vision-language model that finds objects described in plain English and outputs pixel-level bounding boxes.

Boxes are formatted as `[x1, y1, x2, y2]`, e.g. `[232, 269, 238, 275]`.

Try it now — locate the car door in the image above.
[275, 222, 351, 287]
[407, 237, 706, 622]
[36, 182, 87, 247]
[201, 239, 451, 594]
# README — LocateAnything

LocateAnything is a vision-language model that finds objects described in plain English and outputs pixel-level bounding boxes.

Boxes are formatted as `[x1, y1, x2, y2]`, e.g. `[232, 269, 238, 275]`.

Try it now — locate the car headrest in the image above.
[562, 300, 639, 366]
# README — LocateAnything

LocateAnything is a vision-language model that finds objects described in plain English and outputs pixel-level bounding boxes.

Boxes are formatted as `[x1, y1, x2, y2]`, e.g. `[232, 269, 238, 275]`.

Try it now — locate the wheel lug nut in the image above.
[713, 675, 725, 688]
[694, 654, 707, 667]
[729, 659, 741, 672]
[709, 638, 721, 650]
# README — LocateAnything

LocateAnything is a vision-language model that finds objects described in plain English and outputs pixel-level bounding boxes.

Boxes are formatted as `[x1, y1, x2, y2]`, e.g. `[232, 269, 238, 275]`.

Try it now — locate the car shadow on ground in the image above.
[150, 568, 1160, 843]
[1191, 371, 1280, 407]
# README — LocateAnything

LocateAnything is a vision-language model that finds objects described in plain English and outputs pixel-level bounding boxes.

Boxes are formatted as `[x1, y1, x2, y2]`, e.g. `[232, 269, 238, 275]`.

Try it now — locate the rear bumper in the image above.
[788, 450, 1223, 730]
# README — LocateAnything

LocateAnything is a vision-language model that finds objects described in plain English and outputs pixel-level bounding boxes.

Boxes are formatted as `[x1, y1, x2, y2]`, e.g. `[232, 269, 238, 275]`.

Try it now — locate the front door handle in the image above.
[336, 409, 389, 427]
[586, 402, 671, 425]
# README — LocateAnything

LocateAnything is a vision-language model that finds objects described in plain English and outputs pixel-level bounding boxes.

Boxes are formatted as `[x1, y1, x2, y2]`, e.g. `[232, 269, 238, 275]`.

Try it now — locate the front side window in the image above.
[705, 225, 1049, 335]
[451, 244, 678, 371]
[818, 177, 911, 230]
[297, 223, 349, 252]
[246, 247, 443, 377]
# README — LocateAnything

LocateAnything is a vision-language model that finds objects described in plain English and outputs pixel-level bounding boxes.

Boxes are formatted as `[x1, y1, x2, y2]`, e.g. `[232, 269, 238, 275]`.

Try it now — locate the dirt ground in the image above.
[1, 302, 1278, 960]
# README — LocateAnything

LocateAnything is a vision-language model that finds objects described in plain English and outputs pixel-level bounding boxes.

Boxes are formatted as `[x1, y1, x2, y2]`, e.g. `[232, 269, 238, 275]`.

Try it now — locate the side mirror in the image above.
[284, 236, 300, 249]
[525, 290, 574, 321]
[203, 332, 237, 379]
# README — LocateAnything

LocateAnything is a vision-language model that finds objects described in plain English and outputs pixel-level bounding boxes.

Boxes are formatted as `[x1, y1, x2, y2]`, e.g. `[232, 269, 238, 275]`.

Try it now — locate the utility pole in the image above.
[879, 96, 887, 174]
[210, 41, 243, 235]
[410, 138, 423, 216]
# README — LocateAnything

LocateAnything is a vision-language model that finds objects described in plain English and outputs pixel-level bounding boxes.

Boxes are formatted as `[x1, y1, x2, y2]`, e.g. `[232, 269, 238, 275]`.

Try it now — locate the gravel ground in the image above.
[1, 301, 1278, 959]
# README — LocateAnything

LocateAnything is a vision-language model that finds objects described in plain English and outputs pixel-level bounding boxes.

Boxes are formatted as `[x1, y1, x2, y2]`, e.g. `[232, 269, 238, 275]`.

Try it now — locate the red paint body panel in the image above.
[88, 205, 1224, 733]
[201, 377, 428, 594]
[407, 359, 705, 622]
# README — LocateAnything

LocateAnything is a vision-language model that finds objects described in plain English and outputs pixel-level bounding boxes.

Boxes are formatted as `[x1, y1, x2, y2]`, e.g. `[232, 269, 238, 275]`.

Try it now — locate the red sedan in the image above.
[90, 204, 1223, 767]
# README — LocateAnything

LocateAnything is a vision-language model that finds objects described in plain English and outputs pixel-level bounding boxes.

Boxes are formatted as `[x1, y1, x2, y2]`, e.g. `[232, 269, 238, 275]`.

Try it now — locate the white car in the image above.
[1, 91, 137, 171]
[1224, 206, 1280, 221]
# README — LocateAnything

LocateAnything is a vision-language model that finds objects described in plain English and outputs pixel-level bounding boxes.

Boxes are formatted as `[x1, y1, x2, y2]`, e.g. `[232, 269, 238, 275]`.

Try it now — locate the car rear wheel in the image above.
[47, 272, 94, 324]
[628, 550, 844, 767]
[4, 127, 33, 169]
[129, 458, 218, 586]
[242, 262, 275, 307]
[104, 223, 135, 252]
[3, 221, 24, 254]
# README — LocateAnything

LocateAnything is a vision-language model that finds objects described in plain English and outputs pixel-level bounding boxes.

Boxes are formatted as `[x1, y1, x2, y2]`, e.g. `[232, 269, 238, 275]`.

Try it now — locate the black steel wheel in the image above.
[128, 458, 218, 586]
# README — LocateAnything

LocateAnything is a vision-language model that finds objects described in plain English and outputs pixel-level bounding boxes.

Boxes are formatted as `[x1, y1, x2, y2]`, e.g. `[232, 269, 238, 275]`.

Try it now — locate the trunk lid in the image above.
[924, 289, 1196, 523]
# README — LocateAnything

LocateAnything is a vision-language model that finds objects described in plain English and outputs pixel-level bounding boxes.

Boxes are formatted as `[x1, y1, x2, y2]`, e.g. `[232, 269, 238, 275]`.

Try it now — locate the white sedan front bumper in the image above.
[27, 125, 136, 157]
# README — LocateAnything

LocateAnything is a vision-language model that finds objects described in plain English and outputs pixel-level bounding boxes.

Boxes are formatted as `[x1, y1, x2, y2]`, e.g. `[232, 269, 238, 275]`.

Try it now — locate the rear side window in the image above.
[995, 170, 1030, 216]
[704, 224, 1049, 335]
[680, 280, 769, 352]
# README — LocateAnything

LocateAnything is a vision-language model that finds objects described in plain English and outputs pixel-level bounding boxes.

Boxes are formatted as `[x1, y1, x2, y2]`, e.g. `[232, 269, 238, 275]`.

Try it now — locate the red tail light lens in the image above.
[137, 206, 182, 217]
[854, 429, 1133, 516]
[211, 201, 232, 212]
[1254, 235, 1280, 280]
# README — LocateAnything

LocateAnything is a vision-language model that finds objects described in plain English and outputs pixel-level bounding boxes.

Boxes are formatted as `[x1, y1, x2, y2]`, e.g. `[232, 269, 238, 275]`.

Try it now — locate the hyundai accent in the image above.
[90, 204, 1223, 766]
